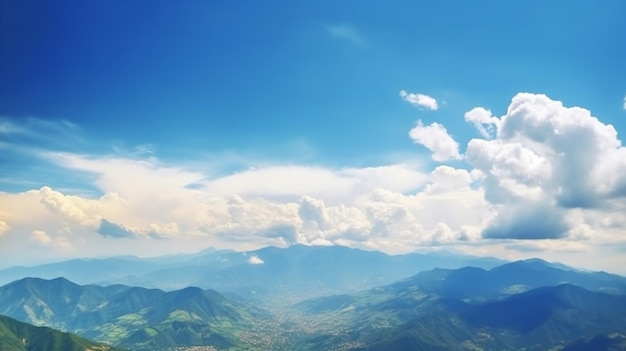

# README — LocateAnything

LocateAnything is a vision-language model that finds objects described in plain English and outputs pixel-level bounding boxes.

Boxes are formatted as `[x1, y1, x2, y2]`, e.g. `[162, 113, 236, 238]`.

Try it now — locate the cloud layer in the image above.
[1, 93, 625, 271]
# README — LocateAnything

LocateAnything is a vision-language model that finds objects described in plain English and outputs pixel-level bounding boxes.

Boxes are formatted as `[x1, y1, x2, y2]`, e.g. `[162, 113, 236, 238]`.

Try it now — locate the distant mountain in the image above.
[0, 245, 507, 300]
[0, 314, 122, 351]
[0, 258, 163, 287]
[0, 277, 269, 350]
[296, 260, 626, 351]
[356, 284, 626, 351]
[393, 258, 626, 300]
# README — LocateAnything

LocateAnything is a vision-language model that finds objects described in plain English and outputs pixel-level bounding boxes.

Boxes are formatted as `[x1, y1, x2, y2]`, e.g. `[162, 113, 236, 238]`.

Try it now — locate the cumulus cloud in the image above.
[409, 121, 461, 162]
[482, 201, 569, 240]
[248, 255, 264, 264]
[623, 95, 626, 110]
[400, 90, 438, 110]
[466, 93, 626, 240]
[2, 93, 626, 270]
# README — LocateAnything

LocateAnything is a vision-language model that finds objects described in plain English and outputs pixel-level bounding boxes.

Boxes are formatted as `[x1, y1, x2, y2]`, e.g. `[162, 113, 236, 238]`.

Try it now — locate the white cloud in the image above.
[464, 107, 499, 138]
[0, 157, 487, 263]
[399, 90, 439, 110]
[623, 95, 626, 110]
[466, 92, 626, 240]
[31, 230, 53, 245]
[409, 121, 461, 162]
[199, 163, 427, 204]
[248, 254, 264, 265]
[0, 221, 9, 236]
[2, 93, 626, 272]
[29, 230, 73, 251]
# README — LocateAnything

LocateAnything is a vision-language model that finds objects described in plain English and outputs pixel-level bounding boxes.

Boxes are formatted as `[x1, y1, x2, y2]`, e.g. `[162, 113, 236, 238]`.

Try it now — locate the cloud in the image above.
[0, 119, 24, 135]
[623, 95, 626, 110]
[29, 230, 73, 251]
[31, 230, 53, 245]
[2, 93, 626, 271]
[399, 90, 439, 110]
[201, 164, 427, 204]
[409, 121, 461, 162]
[0, 117, 83, 150]
[482, 201, 568, 239]
[248, 255, 264, 265]
[466, 92, 626, 240]
[0, 221, 9, 236]
[464, 107, 499, 138]
[324, 24, 364, 47]
[97, 219, 136, 238]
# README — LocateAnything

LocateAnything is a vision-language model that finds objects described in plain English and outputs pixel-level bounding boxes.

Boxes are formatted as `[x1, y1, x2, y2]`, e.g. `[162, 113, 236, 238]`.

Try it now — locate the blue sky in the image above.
[1, 1, 626, 272]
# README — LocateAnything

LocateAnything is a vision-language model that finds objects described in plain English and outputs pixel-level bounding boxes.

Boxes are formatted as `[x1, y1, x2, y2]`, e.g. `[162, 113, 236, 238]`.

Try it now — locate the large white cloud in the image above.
[409, 121, 461, 162]
[0, 155, 488, 264]
[466, 93, 626, 240]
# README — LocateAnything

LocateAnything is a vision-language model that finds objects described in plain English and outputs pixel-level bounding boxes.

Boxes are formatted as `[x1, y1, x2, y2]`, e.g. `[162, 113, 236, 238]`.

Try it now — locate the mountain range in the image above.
[0, 277, 269, 350]
[295, 257, 626, 351]
[1, 245, 625, 350]
[0, 245, 505, 299]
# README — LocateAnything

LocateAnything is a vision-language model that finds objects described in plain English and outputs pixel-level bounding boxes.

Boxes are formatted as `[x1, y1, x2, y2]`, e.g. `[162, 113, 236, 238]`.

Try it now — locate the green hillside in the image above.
[0, 314, 122, 351]
[0, 278, 271, 350]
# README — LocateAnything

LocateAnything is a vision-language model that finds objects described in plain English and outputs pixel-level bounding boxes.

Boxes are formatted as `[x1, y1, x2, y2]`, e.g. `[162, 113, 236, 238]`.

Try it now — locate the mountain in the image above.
[0, 258, 163, 287]
[295, 260, 626, 351]
[2, 256, 626, 350]
[392, 258, 626, 300]
[0, 245, 507, 300]
[0, 314, 122, 351]
[356, 284, 626, 351]
[0, 277, 269, 350]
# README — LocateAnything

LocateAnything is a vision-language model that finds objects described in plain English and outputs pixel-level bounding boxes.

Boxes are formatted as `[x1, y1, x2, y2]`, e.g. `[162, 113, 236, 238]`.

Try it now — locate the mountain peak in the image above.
[492, 257, 572, 272]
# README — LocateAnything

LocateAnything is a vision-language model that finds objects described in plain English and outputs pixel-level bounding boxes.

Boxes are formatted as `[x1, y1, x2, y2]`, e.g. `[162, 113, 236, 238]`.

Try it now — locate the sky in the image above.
[1, 1, 626, 273]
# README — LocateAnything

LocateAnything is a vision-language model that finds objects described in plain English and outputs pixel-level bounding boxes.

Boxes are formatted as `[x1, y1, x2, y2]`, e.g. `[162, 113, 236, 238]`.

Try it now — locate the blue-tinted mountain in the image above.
[0, 245, 506, 298]
[354, 284, 626, 351]
[393, 258, 626, 300]
[295, 260, 626, 350]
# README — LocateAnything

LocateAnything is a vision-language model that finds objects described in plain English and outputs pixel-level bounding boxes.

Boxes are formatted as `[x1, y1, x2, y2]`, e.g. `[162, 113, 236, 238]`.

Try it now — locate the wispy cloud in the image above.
[324, 24, 365, 47]
[399, 90, 439, 110]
